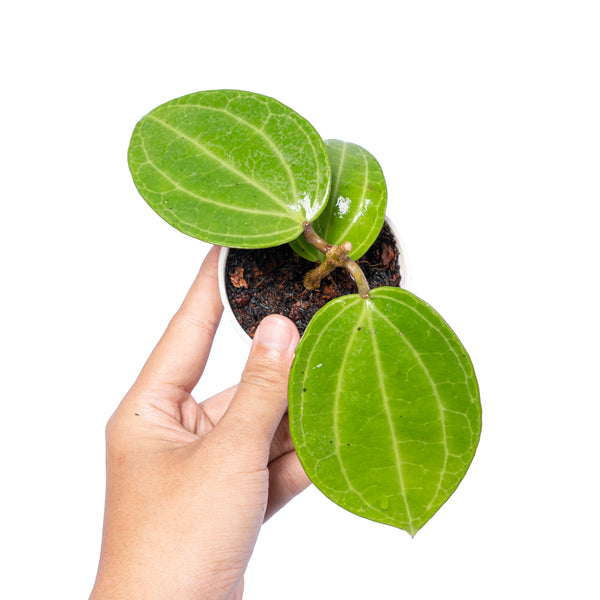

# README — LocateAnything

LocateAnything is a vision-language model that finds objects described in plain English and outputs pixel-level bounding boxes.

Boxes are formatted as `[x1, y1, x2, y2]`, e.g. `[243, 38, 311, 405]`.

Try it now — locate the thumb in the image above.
[218, 315, 299, 452]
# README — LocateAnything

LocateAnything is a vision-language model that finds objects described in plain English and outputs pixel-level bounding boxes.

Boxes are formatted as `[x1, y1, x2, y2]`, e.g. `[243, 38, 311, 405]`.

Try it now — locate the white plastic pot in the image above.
[218, 216, 409, 344]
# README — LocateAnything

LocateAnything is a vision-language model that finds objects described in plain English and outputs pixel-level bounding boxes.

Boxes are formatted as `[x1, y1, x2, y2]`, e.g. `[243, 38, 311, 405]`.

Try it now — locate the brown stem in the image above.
[301, 222, 371, 298]
[303, 262, 335, 290]
[342, 260, 371, 298]
[301, 222, 330, 254]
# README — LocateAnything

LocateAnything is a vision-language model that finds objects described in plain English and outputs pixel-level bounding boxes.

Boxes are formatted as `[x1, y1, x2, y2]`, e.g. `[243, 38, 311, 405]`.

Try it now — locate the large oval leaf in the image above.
[289, 139, 387, 261]
[128, 90, 331, 248]
[288, 287, 481, 536]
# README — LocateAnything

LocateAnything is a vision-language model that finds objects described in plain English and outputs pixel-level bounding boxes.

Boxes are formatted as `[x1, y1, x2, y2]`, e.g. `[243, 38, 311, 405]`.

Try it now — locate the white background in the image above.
[1, 1, 599, 598]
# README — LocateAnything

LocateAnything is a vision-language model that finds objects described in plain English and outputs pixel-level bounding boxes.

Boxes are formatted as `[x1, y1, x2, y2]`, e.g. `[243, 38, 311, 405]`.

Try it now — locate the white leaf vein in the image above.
[144, 114, 296, 216]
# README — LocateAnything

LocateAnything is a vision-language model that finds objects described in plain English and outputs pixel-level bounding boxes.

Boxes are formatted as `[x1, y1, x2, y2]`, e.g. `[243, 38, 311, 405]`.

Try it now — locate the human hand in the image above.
[90, 246, 310, 600]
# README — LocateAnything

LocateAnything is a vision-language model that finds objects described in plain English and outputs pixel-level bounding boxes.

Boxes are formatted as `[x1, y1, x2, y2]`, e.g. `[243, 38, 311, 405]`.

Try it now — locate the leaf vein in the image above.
[163, 103, 299, 202]
[144, 114, 297, 217]
[366, 307, 416, 531]
[330, 303, 391, 519]
[370, 299, 453, 514]
[136, 137, 298, 223]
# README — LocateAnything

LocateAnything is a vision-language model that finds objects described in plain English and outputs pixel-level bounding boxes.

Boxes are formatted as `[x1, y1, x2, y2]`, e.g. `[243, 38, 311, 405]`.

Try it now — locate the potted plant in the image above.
[219, 212, 407, 340]
[128, 89, 482, 536]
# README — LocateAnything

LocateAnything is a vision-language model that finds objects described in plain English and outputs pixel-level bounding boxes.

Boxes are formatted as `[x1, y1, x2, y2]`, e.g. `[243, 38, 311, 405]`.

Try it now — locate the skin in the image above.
[89, 246, 310, 600]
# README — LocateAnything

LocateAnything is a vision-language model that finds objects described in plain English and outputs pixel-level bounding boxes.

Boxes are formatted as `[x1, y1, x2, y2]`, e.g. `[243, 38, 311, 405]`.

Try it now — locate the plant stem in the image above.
[301, 223, 371, 298]
[301, 222, 330, 254]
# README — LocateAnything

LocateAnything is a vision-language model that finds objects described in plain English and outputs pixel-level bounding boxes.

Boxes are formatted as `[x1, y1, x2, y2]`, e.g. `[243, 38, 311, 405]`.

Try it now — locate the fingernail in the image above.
[254, 315, 298, 352]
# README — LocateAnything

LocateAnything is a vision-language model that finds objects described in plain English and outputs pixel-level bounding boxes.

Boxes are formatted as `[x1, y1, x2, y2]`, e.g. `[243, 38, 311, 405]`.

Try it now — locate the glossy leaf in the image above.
[128, 90, 331, 248]
[289, 287, 481, 536]
[290, 139, 387, 261]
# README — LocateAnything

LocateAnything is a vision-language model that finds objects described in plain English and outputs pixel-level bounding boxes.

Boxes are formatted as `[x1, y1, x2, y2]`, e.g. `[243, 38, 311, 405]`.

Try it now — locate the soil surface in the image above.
[225, 222, 402, 337]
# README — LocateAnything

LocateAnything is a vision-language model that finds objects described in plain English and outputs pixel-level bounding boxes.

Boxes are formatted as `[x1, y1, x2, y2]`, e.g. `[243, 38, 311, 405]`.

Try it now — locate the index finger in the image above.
[136, 245, 223, 397]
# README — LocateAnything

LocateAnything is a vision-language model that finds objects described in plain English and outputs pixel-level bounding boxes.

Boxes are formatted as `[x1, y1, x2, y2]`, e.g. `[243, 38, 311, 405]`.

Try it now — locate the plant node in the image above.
[302, 223, 371, 298]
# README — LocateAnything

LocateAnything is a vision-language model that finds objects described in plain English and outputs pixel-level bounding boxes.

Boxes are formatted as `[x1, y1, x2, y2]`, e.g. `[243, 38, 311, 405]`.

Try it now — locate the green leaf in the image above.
[288, 287, 481, 536]
[289, 139, 387, 261]
[128, 90, 331, 248]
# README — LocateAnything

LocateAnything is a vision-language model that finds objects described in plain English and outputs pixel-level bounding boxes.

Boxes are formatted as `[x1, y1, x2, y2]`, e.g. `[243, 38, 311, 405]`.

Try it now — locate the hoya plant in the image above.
[128, 89, 481, 536]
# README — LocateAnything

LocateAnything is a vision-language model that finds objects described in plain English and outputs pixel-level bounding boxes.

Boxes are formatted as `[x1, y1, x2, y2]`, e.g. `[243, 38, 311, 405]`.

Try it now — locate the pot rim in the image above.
[218, 215, 410, 344]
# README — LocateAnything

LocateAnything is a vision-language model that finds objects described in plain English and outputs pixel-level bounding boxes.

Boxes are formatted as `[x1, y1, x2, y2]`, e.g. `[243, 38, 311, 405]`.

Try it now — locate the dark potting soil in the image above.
[225, 222, 402, 337]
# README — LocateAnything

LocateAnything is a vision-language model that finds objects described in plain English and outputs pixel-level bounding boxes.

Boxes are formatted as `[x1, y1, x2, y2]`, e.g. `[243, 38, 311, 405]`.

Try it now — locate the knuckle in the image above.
[104, 411, 119, 444]
[104, 409, 132, 456]
[271, 416, 292, 456]
[241, 357, 289, 394]
[170, 310, 218, 338]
